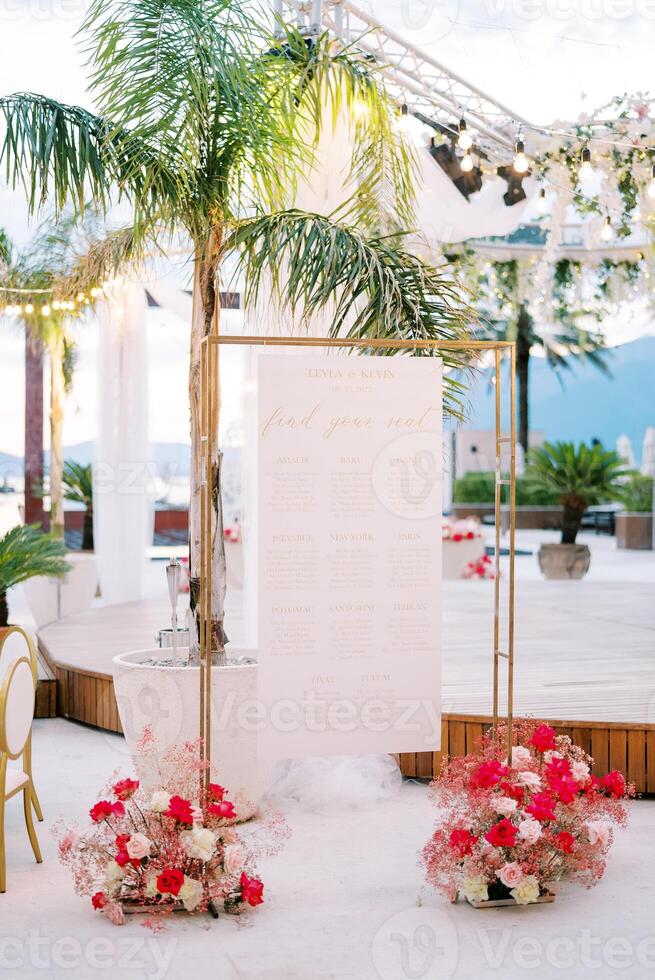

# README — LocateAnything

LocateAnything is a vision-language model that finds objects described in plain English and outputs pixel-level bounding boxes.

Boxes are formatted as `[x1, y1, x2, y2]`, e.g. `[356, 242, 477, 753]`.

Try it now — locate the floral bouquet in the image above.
[442, 517, 482, 542]
[54, 735, 288, 925]
[422, 721, 632, 907]
[461, 554, 495, 580]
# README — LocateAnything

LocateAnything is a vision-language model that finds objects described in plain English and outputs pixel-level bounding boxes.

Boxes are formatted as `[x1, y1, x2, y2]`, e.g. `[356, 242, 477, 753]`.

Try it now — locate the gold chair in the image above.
[0, 627, 43, 822]
[0, 656, 43, 892]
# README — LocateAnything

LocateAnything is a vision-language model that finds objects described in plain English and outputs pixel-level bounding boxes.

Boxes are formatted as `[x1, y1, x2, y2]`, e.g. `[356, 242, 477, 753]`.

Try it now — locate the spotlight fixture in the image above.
[600, 215, 613, 241]
[457, 117, 473, 151]
[497, 165, 528, 206]
[647, 163, 655, 200]
[429, 141, 482, 199]
[513, 138, 529, 174]
[579, 145, 594, 182]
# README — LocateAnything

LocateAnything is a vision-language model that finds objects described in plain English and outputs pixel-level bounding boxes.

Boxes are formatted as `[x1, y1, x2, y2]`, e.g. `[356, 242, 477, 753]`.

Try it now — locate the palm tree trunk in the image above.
[188, 228, 228, 666]
[82, 507, 94, 551]
[24, 334, 45, 527]
[49, 334, 65, 540]
[0, 590, 8, 628]
[516, 306, 531, 453]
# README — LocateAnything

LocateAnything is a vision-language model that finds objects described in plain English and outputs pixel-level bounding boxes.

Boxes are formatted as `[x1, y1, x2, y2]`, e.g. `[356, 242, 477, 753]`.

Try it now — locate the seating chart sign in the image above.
[257, 353, 442, 760]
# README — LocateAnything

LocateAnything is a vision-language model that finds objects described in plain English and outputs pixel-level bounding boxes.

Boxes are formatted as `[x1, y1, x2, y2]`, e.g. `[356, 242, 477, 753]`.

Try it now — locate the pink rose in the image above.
[515, 770, 541, 790]
[104, 901, 125, 926]
[571, 761, 590, 783]
[125, 833, 152, 861]
[586, 820, 611, 847]
[510, 746, 532, 769]
[493, 796, 518, 816]
[518, 818, 542, 844]
[497, 862, 524, 888]
[223, 843, 246, 875]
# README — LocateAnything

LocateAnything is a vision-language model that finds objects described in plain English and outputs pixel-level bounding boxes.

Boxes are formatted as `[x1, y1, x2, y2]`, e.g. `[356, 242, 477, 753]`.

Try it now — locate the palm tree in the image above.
[0, 219, 89, 540]
[457, 256, 609, 452]
[0, 1, 473, 660]
[0, 524, 69, 627]
[525, 441, 629, 544]
[62, 461, 94, 551]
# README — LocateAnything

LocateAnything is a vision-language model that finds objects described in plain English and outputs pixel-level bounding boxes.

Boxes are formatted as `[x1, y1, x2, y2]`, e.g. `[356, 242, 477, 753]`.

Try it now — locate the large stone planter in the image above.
[538, 543, 591, 580]
[113, 648, 263, 820]
[616, 513, 653, 550]
[443, 538, 485, 579]
[22, 552, 98, 627]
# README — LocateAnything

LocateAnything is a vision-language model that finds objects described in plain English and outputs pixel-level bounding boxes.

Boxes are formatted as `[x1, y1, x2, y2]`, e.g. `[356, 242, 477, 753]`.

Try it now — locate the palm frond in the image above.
[223, 208, 475, 418]
[0, 524, 69, 592]
[62, 461, 93, 506]
[524, 441, 632, 507]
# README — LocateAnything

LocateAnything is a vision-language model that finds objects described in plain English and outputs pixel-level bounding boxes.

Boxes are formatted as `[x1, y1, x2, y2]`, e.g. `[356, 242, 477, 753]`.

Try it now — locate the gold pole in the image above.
[206, 335, 513, 351]
[507, 343, 517, 759]
[493, 349, 501, 732]
[199, 338, 207, 789]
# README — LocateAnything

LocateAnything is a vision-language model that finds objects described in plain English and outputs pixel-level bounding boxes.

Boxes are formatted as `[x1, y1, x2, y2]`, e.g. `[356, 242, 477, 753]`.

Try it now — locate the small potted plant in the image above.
[615, 474, 653, 550]
[524, 441, 629, 580]
[0, 524, 69, 630]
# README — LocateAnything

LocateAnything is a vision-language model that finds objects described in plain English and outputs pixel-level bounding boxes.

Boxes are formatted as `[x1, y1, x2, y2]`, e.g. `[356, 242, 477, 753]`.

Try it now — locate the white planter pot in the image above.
[443, 538, 485, 579]
[22, 552, 98, 627]
[113, 648, 263, 820]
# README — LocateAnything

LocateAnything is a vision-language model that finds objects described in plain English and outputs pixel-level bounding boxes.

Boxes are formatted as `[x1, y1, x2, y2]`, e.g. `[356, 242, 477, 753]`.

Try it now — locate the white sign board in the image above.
[257, 353, 442, 760]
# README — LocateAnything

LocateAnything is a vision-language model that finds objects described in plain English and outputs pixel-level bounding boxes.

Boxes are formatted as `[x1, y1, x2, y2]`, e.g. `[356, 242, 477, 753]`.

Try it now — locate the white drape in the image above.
[93, 283, 152, 604]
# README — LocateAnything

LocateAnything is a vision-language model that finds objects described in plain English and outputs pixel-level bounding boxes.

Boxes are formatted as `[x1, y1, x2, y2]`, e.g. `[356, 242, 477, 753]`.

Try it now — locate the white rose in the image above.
[511, 746, 532, 769]
[181, 826, 216, 863]
[223, 843, 246, 875]
[145, 875, 159, 898]
[178, 876, 204, 912]
[571, 761, 590, 783]
[462, 876, 488, 904]
[105, 859, 125, 886]
[497, 862, 524, 888]
[149, 791, 170, 813]
[510, 875, 541, 905]
[126, 832, 152, 861]
[586, 820, 611, 847]
[543, 751, 562, 765]
[518, 818, 542, 844]
[515, 771, 541, 790]
[493, 796, 517, 816]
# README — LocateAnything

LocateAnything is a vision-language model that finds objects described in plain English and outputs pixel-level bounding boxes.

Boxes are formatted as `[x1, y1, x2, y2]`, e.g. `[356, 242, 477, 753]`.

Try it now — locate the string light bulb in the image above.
[398, 103, 413, 133]
[460, 152, 474, 173]
[24, 303, 34, 314]
[41, 304, 51, 316]
[90, 287, 101, 298]
[536, 187, 548, 215]
[600, 215, 613, 242]
[579, 146, 594, 182]
[647, 163, 655, 200]
[513, 138, 529, 174]
[457, 117, 473, 151]
[76, 292, 86, 303]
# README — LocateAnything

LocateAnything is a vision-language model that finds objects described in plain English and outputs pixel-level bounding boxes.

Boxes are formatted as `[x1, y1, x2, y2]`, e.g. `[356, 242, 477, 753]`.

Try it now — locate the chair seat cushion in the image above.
[4, 769, 29, 797]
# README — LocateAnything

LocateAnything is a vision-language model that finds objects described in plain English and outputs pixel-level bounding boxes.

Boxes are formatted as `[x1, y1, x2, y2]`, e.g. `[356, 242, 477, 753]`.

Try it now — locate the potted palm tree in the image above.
[0, 525, 69, 629]
[62, 460, 94, 551]
[525, 441, 629, 579]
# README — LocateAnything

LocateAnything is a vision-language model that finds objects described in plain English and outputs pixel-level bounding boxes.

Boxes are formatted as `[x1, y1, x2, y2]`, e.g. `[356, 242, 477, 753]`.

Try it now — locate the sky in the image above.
[1, 0, 654, 456]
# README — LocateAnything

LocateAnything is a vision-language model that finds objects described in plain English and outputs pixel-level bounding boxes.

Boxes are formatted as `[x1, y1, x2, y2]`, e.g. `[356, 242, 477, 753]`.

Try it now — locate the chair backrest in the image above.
[0, 656, 35, 760]
[0, 627, 37, 685]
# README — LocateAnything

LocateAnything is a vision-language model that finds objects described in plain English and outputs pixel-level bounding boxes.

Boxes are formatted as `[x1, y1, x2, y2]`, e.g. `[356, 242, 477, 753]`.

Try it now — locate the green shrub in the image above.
[453, 471, 559, 506]
[620, 474, 653, 513]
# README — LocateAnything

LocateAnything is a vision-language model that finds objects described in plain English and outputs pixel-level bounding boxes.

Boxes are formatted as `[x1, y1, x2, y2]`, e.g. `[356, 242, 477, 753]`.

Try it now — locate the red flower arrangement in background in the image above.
[422, 721, 632, 906]
[54, 732, 289, 926]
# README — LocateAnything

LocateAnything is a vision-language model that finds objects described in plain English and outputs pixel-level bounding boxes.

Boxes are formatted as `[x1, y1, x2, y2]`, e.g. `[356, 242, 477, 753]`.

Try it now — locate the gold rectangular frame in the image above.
[199, 335, 517, 782]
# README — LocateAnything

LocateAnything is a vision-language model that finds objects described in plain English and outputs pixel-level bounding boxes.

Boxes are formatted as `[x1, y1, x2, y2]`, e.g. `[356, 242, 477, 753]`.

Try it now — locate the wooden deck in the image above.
[37, 581, 655, 791]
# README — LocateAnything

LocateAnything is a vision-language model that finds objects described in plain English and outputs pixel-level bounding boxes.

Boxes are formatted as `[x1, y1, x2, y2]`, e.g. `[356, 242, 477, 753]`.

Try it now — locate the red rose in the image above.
[156, 868, 185, 896]
[209, 800, 237, 820]
[525, 793, 557, 822]
[115, 834, 131, 850]
[601, 770, 626, 798]
[115, 849, 130, 867]
[484, 819, 517, 848]
[452, 532, 463, 542]
[240, 872, 264, 907]
[584, 774, 601, 796]
[530, 724, 557, 753]
[89, 800, 125, 823]
[548, 775, 579, 804]
[113, 778, 139, 801]
[164, 795, 195, 824]
[545, 757, 571, 779]
[448, 828, 478, 857]
[91, 892, 108, 910]
[553, 831, 575, 854]
[209, 783, 226, 802]
[466, 531, 475, 540]
[500, 782, 525, 804]
[470, 759, 509, 790]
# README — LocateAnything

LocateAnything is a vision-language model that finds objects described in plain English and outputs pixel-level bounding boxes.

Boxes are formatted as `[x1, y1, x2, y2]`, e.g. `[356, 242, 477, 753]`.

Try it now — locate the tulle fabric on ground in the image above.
[264, 754, 402, 811]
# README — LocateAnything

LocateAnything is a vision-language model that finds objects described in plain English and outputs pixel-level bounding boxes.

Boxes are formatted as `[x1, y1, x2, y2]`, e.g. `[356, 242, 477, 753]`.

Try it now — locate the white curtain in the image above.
[93, 282, 152, 604]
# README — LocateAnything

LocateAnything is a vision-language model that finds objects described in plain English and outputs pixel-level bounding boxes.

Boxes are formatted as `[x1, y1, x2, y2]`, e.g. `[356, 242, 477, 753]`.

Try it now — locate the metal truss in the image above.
[280, 0, 528, 163]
